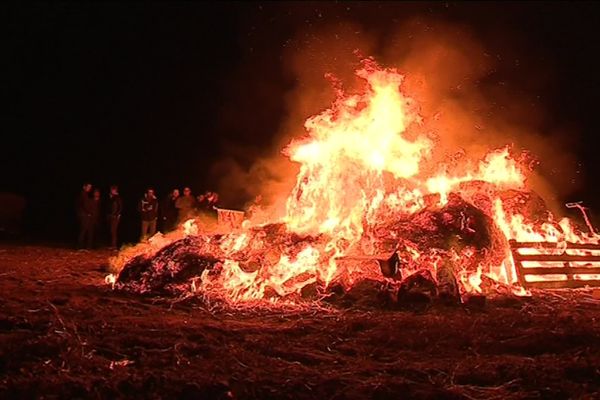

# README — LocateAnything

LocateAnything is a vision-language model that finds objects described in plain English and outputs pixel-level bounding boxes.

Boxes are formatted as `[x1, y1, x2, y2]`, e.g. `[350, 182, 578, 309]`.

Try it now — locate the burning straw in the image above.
[108, 57, 598, 308]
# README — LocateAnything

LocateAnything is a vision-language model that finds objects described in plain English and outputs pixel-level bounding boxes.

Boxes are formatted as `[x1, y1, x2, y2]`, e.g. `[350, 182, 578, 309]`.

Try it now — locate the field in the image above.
[1, 244, 600, 399]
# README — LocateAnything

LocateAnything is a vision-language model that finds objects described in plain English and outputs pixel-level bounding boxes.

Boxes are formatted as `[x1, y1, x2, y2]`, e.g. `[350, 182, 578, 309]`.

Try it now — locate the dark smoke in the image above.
[211, 4, 581, 219]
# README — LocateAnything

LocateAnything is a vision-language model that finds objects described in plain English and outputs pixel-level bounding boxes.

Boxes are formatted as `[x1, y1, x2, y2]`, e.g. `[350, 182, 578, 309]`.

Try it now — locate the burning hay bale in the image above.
[115, 236, 220, 295]
[460, 181, 553, 227]
[227, 223, 328, 267]
[375, 192, 510, 275]
[113, 223, 328, 299]
[403, 193, 503, 252]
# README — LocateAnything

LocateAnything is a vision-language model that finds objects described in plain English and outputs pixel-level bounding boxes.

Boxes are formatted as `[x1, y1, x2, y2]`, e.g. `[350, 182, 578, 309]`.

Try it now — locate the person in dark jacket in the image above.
[175, 187, 196, 224]
[107, 185, 123, 249]
[139, 188, 158, 242]
[160, 188, 179, 233]
[197, 191, 219, 209]
[90, 189, 102, 248]
[197, 190, 219, 218]
[77, 183, 94, 249]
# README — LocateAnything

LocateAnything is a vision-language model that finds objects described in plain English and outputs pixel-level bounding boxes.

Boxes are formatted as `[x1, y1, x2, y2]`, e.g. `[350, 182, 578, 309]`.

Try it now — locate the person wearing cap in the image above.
[138, 188, 158, 241]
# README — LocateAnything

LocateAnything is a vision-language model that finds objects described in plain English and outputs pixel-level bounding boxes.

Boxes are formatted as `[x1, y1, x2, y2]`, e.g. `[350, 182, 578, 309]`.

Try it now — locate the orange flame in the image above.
[113, 57, 599, 303]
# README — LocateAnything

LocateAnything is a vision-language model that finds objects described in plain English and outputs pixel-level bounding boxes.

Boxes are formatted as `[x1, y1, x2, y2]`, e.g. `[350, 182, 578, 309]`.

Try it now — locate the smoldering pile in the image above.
[111, 187, 553, 307]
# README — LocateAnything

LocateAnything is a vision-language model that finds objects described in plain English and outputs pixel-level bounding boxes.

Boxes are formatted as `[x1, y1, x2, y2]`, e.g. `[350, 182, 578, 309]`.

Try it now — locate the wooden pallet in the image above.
[509, 239, 600, 288]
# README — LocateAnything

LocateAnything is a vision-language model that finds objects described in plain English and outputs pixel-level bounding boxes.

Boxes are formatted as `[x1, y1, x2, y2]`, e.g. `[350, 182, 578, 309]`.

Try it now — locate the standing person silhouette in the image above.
[175, 187, 196, 224]
[76, 183, 94, 249]
[139, 188, 158, 242]
[160, 189, 179, 232]
[90, 188, 101, 248]
[107, 185, 123, 249]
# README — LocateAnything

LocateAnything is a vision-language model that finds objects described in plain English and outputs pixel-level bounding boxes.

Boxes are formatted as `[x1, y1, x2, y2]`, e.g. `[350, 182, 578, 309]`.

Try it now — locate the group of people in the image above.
[76, 183, 219, 249]
[138, 187, 219, 241]
[76, 183, 122, 249]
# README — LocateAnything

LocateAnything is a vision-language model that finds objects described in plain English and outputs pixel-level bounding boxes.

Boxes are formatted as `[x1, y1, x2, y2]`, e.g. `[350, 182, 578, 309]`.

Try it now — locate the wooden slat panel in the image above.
[510, 245, 526, 287]
[510, 240, 600, 288]
[522, 280, 600, 289]
[513, 260, 526, 287]
[509, 240, 600, 250]
[520, 266, 600, 275]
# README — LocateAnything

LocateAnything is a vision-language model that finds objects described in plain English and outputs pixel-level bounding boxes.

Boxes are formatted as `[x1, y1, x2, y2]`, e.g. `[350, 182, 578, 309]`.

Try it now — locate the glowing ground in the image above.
[1, 244, 599, 399]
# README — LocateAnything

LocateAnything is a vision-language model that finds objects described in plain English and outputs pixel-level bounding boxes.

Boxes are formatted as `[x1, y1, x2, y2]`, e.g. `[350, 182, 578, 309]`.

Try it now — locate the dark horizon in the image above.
[4, 1, 600, 244]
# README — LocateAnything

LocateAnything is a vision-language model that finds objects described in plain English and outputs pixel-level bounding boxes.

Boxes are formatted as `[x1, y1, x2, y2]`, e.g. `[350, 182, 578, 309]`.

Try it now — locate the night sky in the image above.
[4, 2, 600, 244]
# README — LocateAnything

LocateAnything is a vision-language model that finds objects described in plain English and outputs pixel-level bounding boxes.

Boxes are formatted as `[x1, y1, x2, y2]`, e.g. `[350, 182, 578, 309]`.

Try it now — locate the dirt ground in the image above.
[1, 244, 600, 399]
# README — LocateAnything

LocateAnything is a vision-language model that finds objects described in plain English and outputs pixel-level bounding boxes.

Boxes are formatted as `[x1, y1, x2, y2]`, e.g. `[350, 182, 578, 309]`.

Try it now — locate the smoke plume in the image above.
[211, 13, 580, 219]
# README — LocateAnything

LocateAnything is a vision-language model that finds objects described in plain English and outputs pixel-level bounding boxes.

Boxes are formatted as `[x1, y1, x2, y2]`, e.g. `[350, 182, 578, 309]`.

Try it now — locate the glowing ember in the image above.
[110, 57, 599, 304]
[105, 273, 116, 289]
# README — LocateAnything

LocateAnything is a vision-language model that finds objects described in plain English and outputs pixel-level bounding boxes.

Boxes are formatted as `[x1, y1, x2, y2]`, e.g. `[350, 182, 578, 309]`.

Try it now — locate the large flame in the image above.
[113, 57, 599, 303]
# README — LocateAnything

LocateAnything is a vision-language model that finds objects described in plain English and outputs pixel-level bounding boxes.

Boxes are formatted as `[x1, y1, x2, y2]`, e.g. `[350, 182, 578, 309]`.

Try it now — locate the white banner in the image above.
[216, 208, 245, 230]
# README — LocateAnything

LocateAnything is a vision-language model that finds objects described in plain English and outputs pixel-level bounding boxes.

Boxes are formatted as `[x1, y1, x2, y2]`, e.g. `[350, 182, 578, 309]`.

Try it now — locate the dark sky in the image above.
[4, 1, 600, 243]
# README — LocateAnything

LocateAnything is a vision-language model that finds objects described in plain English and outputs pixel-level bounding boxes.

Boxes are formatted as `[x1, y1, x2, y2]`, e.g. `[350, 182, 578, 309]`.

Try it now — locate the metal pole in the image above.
[565, 201, 597, 236]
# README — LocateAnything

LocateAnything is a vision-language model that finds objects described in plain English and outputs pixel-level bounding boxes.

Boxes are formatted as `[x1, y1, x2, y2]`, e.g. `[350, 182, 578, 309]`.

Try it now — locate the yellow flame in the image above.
[113, 57, 599, 303]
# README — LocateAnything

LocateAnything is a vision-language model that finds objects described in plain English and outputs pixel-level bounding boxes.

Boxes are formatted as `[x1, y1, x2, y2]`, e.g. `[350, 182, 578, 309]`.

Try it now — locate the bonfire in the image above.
[108, 57, 600, 306]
